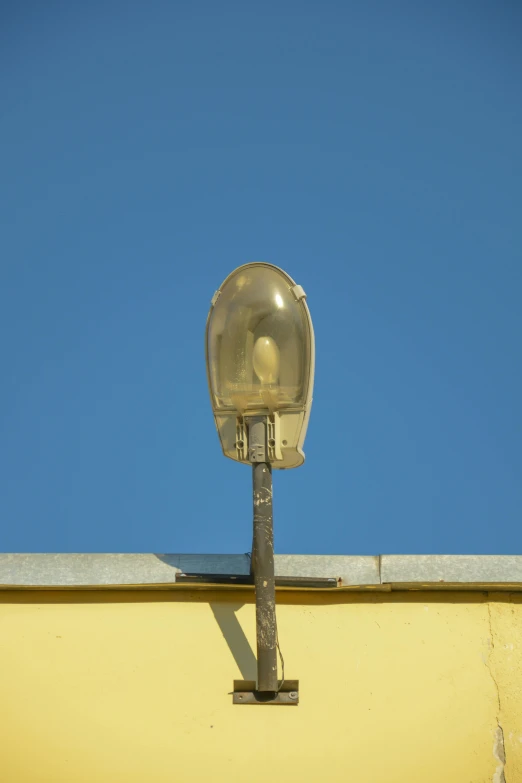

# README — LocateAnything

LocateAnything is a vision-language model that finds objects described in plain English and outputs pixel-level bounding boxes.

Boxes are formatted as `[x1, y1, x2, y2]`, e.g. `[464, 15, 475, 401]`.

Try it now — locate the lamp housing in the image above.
[206, 262, 315, 469]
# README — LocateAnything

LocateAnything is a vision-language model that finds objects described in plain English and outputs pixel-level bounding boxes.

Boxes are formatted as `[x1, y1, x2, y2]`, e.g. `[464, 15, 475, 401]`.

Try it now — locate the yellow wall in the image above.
[1, 589, 521, 782]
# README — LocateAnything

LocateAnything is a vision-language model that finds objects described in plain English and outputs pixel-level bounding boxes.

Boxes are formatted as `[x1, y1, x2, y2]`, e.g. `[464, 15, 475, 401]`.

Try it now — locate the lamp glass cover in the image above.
[207, 264, 311, 413]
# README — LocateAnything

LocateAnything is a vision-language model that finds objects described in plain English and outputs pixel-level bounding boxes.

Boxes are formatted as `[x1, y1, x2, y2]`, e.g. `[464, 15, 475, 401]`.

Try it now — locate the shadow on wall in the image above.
[153, 554, 258, 679]
[210, 603, 257, 681]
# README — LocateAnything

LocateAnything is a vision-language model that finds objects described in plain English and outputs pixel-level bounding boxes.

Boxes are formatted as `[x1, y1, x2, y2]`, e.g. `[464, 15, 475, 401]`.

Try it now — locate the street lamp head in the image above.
[206, 262, 315, 469]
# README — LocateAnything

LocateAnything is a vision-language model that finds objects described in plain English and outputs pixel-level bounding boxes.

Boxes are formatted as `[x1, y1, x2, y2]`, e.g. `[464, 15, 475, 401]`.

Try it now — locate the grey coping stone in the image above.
[381, 555, 522, 586]
[0, 553, 520, 590]
[0, 553, 379, 587]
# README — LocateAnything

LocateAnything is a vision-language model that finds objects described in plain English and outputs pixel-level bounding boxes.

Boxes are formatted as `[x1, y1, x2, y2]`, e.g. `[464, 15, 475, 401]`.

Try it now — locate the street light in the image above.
[206, 262, 315, 701]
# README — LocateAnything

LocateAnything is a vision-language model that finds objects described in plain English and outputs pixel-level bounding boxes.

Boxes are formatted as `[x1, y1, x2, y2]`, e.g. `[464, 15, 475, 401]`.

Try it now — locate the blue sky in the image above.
[1, 1, 521, 554]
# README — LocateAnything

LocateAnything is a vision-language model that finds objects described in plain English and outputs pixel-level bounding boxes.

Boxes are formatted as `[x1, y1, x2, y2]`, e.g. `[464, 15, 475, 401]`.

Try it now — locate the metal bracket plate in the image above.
[176, 573, 339, 588]
[235, 417, 248, 461]
[233, 680, 299, 705]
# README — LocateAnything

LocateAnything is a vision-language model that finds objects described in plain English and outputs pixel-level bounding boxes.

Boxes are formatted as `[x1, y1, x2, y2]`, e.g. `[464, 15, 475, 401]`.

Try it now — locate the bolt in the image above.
[289, 691, 298, 700]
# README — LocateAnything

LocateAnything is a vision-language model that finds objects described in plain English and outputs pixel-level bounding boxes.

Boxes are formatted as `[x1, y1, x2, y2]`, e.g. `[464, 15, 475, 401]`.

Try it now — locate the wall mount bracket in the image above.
[175, 573, 339, 588]
[233, 679, 299, 706]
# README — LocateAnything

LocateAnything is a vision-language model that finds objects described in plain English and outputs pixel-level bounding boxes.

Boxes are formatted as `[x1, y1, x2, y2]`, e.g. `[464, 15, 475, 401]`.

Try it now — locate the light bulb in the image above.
[253, 336, 280, 385]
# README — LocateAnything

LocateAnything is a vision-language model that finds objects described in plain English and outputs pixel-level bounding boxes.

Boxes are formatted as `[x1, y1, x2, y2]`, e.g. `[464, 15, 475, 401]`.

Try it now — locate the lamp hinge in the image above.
[211, 290, 221, 306]
[290, 284, 306, 301]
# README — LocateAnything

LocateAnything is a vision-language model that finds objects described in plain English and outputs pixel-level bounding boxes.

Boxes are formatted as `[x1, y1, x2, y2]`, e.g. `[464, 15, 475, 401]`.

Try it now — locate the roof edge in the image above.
[0, 554, 521, 591]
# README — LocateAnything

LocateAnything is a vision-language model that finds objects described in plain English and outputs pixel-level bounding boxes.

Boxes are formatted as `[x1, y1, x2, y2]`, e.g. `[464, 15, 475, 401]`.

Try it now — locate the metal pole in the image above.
[249, 418, 278, 693]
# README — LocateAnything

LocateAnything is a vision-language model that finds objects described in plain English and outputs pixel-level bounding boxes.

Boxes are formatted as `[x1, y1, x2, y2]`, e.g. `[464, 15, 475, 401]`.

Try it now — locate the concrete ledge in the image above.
[0, 553, 380, 589]
[0, 554, 520, 591]
[381, 555, 522, 590]
[275, 555, 379, 586]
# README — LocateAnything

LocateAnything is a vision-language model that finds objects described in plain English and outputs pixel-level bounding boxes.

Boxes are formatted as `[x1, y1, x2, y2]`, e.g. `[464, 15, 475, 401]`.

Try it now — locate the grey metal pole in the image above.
[249, 418, 278, 693]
